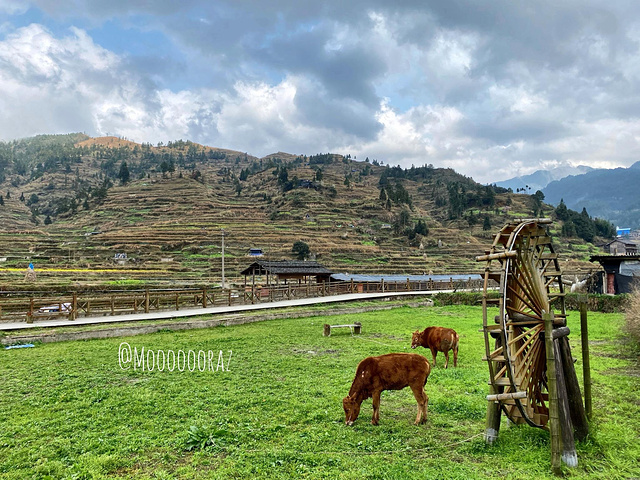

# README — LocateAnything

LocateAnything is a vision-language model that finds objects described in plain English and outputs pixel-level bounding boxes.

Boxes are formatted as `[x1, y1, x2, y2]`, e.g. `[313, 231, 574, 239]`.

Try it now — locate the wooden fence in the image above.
[0, 277, 484, 324]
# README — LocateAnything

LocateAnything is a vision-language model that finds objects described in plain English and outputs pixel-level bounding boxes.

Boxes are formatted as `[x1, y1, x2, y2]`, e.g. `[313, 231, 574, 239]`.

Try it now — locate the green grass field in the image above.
[1, 305, 638, 479]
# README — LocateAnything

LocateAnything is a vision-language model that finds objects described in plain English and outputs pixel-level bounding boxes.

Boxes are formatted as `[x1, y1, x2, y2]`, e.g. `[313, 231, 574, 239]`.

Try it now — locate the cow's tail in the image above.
[452, 331, 459, 353]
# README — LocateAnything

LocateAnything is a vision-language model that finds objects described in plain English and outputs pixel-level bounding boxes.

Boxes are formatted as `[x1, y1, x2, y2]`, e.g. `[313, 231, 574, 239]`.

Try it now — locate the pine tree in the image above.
[118, 161, 130, 185]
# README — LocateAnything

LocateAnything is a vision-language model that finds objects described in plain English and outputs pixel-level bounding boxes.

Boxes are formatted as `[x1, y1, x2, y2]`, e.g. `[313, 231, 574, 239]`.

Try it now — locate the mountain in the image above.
[496, 165, 594, 192]
[542, 161, 640, 228]
[0, 134, 606, 289]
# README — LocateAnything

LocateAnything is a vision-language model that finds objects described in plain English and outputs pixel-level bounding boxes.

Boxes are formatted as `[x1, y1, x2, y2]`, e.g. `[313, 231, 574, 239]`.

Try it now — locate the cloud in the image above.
[2, 2, 640, 184]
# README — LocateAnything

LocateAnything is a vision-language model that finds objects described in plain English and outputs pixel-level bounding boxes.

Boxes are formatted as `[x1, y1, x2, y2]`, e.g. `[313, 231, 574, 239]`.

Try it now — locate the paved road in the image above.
[0, 289, 444, 331]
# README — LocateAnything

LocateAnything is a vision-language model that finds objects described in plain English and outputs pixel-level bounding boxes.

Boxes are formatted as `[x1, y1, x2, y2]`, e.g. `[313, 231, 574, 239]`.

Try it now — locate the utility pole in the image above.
[221, 229, 225, 289]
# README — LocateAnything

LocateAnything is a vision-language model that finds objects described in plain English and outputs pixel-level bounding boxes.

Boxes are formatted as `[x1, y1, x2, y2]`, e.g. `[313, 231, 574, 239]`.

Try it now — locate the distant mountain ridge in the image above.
[495, 165, 594, 192]
[542, 161, 640, 229]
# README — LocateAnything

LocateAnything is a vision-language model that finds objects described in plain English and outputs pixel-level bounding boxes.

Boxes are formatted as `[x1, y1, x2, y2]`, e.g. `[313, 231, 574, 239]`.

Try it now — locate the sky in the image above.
[1, 1, 640, 184]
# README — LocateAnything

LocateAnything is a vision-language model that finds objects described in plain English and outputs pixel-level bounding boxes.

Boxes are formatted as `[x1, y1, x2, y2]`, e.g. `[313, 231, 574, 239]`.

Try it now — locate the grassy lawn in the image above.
[0, 305, 638, 479]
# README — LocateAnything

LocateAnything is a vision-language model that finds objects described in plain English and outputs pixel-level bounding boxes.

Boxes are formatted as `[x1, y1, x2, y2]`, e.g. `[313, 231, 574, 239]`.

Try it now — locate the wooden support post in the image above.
[323, 324, 331, 336]
[72, 293, 77, 321]
[27, 298, 34, 323]
[350, 278, 354, 293]
[485, 333, 503, 445]
[111, 296, 115, 316]
[353, 322, 361, 334]
[558, 336, 589, 441]
[202, 288, 207, 308]
[228, 289, 231, 306]
[544, 312, 562, 475]
[145, 289, 150, 313]
[580, 302, 593, 420]
[554, 338, 578, 468]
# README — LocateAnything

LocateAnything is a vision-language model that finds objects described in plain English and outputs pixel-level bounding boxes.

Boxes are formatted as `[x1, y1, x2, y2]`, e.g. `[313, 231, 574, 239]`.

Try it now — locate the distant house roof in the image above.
[241, 260, 333, 277]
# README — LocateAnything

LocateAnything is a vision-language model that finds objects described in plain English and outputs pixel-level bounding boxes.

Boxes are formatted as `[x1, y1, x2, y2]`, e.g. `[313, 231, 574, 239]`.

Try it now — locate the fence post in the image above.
[351, 278, 354, 293]
[72, 293, 77, 320]
[580, 302, 592, 420]
[145, 289, 150, 313]
[27, 298, 34, 323]
[228, 289, 232, 306]
[202, 288, 207, 308]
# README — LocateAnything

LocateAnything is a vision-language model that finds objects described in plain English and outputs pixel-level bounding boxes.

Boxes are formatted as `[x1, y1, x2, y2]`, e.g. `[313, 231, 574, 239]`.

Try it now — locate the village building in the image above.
[601, 238, 638, 255]
[589, 254, 640, 294]
[240, 260, 333, 286]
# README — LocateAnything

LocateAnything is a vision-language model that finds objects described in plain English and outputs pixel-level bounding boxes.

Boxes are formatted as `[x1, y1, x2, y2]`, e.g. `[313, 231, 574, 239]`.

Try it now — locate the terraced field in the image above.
[0, 137, 603, 290]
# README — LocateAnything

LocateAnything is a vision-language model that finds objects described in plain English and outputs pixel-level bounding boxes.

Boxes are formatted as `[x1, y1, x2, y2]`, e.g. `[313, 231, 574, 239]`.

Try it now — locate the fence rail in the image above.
[0, 277, 485, 324]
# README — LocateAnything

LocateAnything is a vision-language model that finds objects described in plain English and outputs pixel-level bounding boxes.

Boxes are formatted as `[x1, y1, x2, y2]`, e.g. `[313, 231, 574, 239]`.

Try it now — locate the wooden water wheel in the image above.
[477, 219, 566, 428]
[477, 219, 590, 472]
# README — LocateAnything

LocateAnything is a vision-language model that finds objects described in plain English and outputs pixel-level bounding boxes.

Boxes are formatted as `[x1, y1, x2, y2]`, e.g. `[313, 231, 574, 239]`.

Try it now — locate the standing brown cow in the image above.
[411, 326, 459, 368]
[343, 353, 431, 426]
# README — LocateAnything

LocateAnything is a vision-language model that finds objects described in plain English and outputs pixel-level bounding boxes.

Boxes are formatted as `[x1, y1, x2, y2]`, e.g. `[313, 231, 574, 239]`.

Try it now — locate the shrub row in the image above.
[434, 291, 629, 314]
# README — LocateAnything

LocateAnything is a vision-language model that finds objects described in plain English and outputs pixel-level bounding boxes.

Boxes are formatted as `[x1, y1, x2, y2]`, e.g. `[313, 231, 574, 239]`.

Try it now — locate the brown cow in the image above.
[342, 353, 431, 426]
[411, 326, 459, 368]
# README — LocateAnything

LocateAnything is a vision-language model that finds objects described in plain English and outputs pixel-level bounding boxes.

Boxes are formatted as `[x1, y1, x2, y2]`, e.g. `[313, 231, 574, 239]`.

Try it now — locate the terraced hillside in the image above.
[0, 135, 606, 289]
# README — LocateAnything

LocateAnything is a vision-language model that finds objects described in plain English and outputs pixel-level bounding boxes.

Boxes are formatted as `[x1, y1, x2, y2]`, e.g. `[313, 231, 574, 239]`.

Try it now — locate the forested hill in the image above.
[0, 134, 614, 282]
[543, 161, 640, 229]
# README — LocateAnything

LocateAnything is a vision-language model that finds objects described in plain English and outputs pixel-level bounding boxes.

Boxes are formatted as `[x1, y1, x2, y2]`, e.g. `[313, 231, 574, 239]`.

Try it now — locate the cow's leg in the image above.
[430, 347, 437, 367]
[371, 391, 381, 425]
[443, 350, 450, 369]
[411, 385, 429, 424]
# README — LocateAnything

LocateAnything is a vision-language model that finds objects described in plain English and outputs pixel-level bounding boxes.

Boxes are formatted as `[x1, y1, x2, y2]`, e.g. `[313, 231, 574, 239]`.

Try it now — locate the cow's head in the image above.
[411, 330, 422, 349]
[343, 395, 360, 426]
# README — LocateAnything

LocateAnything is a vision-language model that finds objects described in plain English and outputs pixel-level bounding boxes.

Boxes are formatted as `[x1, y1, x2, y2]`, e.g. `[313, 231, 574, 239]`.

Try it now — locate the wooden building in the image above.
[602, 239, 638, 255]
[240, 260, 333, 286]
[589, 254, 640, 294]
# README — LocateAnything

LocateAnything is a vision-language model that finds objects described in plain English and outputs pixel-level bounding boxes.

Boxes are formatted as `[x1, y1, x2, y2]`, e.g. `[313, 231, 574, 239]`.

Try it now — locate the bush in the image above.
[553, 293, 629, 313]
[624, 289, 640, 342]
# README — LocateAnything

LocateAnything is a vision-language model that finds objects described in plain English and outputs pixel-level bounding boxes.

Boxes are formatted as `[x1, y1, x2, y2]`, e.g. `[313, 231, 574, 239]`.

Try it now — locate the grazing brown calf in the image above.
[411, 327, 459, 368]
[343, 353, 431, 426]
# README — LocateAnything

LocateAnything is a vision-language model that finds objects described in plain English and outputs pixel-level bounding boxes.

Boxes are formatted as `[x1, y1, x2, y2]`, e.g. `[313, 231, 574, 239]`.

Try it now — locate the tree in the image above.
[0, 194, 3, 206]
[44, 215, 52, 225]
[292, 241, 310, 260]
[555, 199, 569, 221]
[118, 161, 130, 185]
[483, 215, 492, 231]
